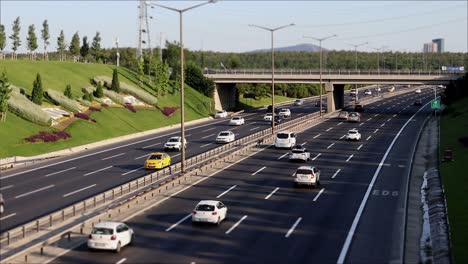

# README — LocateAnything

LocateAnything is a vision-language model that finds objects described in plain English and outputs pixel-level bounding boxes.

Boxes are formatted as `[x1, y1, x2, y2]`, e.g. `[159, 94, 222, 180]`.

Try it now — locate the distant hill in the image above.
[248, 43, 324, 53]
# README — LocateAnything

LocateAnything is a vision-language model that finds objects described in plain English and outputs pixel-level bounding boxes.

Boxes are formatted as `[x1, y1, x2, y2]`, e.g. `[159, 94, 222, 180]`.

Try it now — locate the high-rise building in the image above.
[423, 42, 438, 53]
[432, 38, 444, 53]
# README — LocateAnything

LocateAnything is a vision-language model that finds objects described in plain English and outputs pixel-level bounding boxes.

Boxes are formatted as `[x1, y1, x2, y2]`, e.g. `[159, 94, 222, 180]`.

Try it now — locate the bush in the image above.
[124, 103, 136, 113]
[89, 106, 101, 112]
[94, 82, 104, 98]
[31, 73, 44, 105]
[94, 76, 157, 105]
[24, 130, 71, 143]
[103, 89, 125, 105]
[64, 84, 73, 99]
[161, 106, 178, 116]
[77, 98, 92, 107]
[46, 89, 82, 112]
[111, 68, 120, 93]
[8, 89, 51, 126]
[101, 103, 109, 108]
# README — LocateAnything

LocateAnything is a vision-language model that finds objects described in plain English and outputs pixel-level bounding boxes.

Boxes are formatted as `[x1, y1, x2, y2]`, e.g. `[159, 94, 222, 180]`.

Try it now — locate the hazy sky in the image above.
[1, 1, 467, 53]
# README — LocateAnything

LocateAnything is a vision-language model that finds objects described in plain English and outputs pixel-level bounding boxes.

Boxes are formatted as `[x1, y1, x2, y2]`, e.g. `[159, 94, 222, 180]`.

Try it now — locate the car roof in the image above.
[219, 131, 232, 134]
[297, 166, 314, 170]
[197, 200, 221, 206]
[168, 136, 180, 140]
[278, 131, 292, 134]
[349, 129, 359, 132]
[93, 221, 124, 229]
[149, 152, 165, 156]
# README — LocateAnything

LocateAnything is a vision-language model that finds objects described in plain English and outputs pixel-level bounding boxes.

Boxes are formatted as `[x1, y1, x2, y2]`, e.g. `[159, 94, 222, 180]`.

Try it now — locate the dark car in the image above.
[314, 100, 327, 107]
[414, 100, 423, 106]
[266, 105, 280, 114]
[270, 115, 282, 125]
[354, 104, 364, 112]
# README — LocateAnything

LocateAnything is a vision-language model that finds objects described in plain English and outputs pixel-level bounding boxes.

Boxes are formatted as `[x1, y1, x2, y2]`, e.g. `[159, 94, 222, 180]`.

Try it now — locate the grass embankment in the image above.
[440, 96, 468, 264]
[0, 60, 212, 158]
[238, 94, 294, 109]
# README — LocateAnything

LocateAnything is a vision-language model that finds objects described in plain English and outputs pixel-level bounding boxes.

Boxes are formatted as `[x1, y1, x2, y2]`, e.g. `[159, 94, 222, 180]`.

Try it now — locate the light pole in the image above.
[249, 23, 295, 134]
[304, 34, 337, 116]
[347, 42, 368, 103]
[151, 0, 217, 173]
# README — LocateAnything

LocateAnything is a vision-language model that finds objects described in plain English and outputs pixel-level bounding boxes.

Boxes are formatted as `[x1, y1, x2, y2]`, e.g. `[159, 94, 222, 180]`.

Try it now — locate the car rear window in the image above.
[196, 204, 215, 211]
[168, 138, 179, 142]
[349, 131, 357, 134]
[149, 154, 162, 160]
[296, 169, 313, 175]
[219, 132, 230, 136]
[292, 149, 304, 153]
[92, 228, 114, 235]
[277, 133, 289, 139]
[232, 117, 240, 120]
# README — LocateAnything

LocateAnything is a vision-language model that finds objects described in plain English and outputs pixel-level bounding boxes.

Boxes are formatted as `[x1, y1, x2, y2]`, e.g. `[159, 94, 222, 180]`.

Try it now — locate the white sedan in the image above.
[279, 108, 291, 118]
[415, 89, 422, 94]
[214, 110, 228, 118]
[216, 131, 235, 143]
[192, 200, 228, 225]
[264, 113, 273, 121]
[345, 129, 362, 141]
[364, 89, 372, 95]
[229, 116, 245, 126]
[289, 146, 311, 162]
[87, 221, 134, 253]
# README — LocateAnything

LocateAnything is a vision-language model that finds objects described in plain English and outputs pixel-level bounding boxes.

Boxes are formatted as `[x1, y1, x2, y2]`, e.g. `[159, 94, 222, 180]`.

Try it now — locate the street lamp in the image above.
[249, 23, 295, 134]
[304, 34, 337, 116]
[150, 0, 217, 173]
[347, 42, 368, 103]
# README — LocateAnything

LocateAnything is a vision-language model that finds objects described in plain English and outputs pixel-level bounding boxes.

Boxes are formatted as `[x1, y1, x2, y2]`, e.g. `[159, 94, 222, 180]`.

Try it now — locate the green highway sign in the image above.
[431, 99, 441, 109]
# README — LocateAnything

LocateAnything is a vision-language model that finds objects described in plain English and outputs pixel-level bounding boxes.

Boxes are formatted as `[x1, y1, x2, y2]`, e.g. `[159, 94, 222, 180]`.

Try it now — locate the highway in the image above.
[50, 87, 435, 263]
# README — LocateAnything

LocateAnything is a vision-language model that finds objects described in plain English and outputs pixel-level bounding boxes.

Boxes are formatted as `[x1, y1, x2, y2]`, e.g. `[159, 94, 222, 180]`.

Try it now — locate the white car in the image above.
[293, 166, 321, 187]
[350, 89, 357, 96]
[214, 110, 228, 118]
[364, 90, 372, 95]
[87, 221, 134, 253]
[275, 131, 296, 149]
[279, 108, 291, 118]
[192, 200, 228, 225]
[264, 113, 273, 121]
[376, 87, 382, 92]
[216, 131, 235, 143]
[345, 129, 362, 141]
[164, 137, 187, 151]
[289, 146, 311, 162]
[415, 89, 422, 94]
[294, 99, 304, 106]
[229, 116, 245, 126]
[0, 193, 4, 215]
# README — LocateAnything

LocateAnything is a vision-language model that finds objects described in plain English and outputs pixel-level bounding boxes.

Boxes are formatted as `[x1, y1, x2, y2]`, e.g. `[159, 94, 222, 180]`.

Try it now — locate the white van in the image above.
[275, 131, 296, 149]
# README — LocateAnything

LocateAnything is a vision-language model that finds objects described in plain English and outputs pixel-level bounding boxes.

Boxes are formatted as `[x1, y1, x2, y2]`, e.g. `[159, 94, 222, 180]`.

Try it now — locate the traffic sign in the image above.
[431, 99, 440, 109]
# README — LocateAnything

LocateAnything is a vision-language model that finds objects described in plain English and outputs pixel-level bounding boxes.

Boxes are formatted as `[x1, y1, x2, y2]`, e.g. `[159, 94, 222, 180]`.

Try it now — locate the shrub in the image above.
[101, 103, 109, 108]
[31, 73, 44, 105]
[74, 112, 90, 120]
[94, 76, 157, 105]
[24, 130, 71, 143]
[162, 106, 179, 116]
[77, 98, 92, 107]
[89, 106, 101, 112]
[124, 103, 136, 113]
[111, 68, 120, 93]
[8, 89, 51, 126]
[64, 84, 73, 99]
[103, 89, 125, 105]
[94, 82, 104, 98]
[46, 89, 81, 112]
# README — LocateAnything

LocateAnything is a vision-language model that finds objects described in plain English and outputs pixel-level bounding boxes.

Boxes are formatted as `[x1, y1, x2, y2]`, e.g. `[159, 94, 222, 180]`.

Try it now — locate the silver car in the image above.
[0, 193, 4, 215]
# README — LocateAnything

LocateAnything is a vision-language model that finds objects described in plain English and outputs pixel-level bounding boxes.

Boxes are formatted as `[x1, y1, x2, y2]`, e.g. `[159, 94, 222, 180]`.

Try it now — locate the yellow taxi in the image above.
[387, 86, 395, 92]
[144, 152, 171, 169]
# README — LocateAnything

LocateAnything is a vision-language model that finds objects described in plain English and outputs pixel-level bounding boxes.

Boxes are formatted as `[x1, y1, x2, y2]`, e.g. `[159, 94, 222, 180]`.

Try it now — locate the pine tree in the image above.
[69, 32, 80, 62]
[41, 20, 50, 60]
[26, 24, 38, 60]
[0, 24, 6, 60]
[57, 30, 66, 61]
[94, 82, 104, 98]
[64, 84, 72, 99]
[0, 71, 12, 122]
[110, 68, 120, 93]
[9, 17, 21, 60]
[31, 73, 43, 105]
[80, 36, 89, 60]
[91, 32, 102, 62]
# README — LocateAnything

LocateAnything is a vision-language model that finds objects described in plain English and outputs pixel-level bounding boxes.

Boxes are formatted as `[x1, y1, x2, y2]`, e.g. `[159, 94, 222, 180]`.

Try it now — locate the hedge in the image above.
[8, 88, 52, 126]
[94, 76, 157, 106]
[46, 89, 82, 113]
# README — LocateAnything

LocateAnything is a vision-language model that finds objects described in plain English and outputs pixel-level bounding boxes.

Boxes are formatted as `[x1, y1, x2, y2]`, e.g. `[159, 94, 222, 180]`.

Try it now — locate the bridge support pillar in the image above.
[325, 82, 344, 113]
[325, 82, 335, 113]
[214, 83, 237, 111]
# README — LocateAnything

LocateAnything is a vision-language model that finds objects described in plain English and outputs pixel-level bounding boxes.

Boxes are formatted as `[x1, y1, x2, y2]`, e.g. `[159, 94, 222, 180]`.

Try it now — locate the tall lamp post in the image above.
[304, 34, 337, 116]
[150, 0, 217, 173]
[347, 42, 368, 103]
[249, 23, 295, 135]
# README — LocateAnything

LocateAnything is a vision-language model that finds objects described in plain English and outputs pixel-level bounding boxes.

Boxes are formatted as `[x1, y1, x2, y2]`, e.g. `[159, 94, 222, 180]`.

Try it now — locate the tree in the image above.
[185, 62, 214, 97]
[26, 24, 38, 60]
[156, 61, 171, 96]
[64, 84, 72, 99]
[94, 82, 104, 98]
[9, 17, 21, 60]
[0, 71, 12, 122]
[80, 36, 89, 60]
[31, 73, 43, 105]
[69, 32, 80, 62]
[90, 32, 102, 62]
[0, 24, 6, 60]
[110, 68, 120, 93]
[226, 53, 241, 69]
[41, 20, 50, 60]
[57, 30, 67, 61]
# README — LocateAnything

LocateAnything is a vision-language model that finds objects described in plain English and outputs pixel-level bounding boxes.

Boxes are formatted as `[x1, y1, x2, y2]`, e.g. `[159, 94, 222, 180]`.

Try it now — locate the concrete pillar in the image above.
[214, 83, 237, 111]
[325, 82, 335, 113]
[333, 84, 345, 110]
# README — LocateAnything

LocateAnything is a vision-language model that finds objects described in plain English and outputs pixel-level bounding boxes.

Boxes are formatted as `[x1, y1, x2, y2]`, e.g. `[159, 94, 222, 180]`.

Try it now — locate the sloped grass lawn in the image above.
[239, 94, 294, 109]
[440, 96, 468, 264]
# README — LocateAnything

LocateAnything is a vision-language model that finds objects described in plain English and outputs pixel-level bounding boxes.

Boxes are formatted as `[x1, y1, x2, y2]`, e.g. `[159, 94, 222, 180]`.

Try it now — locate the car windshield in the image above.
[219, 132, 230, 137]
[168, 138, 179, 142]
[232, 117, 240, 120]
[196, 204, 215, 211]
[349, 131, 357, 134]
[296, 169, 313, 175]
[295, 100, 301, 102]
[277, 133, 289, 139]
[292, 149, 304, 153]
[217, 111, 224, 114]
[265, 113, 272, 116]
[92, 228, 114, 235]
[349, 113, 357, 117]
[148, 154, 162, 160]
[280, 109, 287, 112]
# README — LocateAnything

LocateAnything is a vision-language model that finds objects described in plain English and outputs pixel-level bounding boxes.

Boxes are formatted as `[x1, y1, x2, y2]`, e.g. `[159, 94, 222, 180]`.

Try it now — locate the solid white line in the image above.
[285, 217, 302, 238]
[201, 133, 216, 139]
[326, 127, 333, 131]
[313, 134, 321, 139]
[83, 166, 112, 176]
[249, 122, 257, 125]
[122, 166, 144, 176]
[337, 122, 343, 126]
[265, 187, 279, 200]
[44, 167, 76, 177]
[116, 258, 127, 264]
[252, 166, 266, 175]
[359, 123, 364, 127]
[332, 169, 341, 179]
[387, 118, 392, 122]
[165, 214, 192, 232]
[393, 114, 397, 118]
[249, 126, 260, 131]
[202, 127, 216, 132]
[357, 144, 363, 150]
[142, 143, 161, 149]
[380, 123, 386, 127]
[374, 129, 379, 133]
[374, 114, 379, 117]
[200, 142, 214, 148]
[102, 153, 125, 161]
[366, 136, 372, 141]
[278, 153, 288, 160]
[172, 153, 181, 158]
[63, 184, 97, 197]
[312, 153, 321, 161]
[337, 99, 432, 264]
[134, 154, 149, 160]
[301, 142, 307, 146]
[313, 188, 325, 202]
[226, 215, 248, 234]
[340, 135, 346, 140]
[15, 185, 55, 199]
[0, 185, 14, 191]
[327, 143, 335, 149]
[216, 185, 237, 198]
[185, 134, 192, 137]
[346, 154, 354, 162]
[0, 213, 17, 221]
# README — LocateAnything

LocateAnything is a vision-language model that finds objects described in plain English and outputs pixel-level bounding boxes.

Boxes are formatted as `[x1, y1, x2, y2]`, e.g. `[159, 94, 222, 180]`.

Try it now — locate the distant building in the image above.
[423, 42, 437, 53]
[432, 38, 444, 53]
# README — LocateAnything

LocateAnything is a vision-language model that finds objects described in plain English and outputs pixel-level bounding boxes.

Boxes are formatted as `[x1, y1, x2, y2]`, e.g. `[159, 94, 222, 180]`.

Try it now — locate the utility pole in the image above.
[347, 42, 368, 103]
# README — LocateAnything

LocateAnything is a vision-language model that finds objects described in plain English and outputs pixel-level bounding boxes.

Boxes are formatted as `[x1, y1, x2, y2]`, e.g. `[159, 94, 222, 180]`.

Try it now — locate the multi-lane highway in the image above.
[50, 87, 435, 263]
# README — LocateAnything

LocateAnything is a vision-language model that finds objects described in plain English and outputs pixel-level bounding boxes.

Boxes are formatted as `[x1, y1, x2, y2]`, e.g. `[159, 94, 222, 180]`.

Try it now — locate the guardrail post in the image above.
[83, 201, 86, 211]
[93, 197, 96, 208]
[49, 215, 53, 227]
[25, 254, 28, 263]
[7, 232, 10, 245]
[103, 193, 106, 203]
[22, 225, 26, 238]
[73, 205, 76, 216]
[62, 210, 65, 221]
[36, 220, 39, 232]
[128, 183, 131, 193]
[41, 247, 44, 255]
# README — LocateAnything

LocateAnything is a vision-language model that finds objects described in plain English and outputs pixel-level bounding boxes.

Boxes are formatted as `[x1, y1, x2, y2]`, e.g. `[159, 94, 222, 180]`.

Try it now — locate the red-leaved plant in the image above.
[25, 131, 71, 143]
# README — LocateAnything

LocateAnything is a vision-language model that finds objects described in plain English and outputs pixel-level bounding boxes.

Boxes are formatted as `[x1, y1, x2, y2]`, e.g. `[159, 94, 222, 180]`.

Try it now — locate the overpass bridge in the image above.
[204, 69, 464, 111]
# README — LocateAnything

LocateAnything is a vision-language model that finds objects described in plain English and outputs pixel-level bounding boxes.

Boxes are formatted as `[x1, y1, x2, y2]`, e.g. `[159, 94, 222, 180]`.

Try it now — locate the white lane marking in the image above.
[202, 127, 216, 132]
[0, 185, 14, 191]
[285, 217, 302, 238]
[327, 143, 335, 149]
[63, 184, 97, 197]
[122, 166, 144, 176]
[185, 134, 192, 137]
[134, 154, 149, 160]
[393, 114, 397, 118]
[326, 127, 333, 131]
[312, 153, 321, 161]
[313, 188, 325, 202]
[15, 184, 55, 199]
[337, 99, 432, 264]
[172, 153, 181, 158]
[249, 122, 257, 125]
[102, 152, 125, 161]
[340, 135, 346, 140]
[366, 136, 372, 141]
[201, 133, 216, 139]
[374, 114, 379, 117]
[380, 123, 386, 127]
[116, 258, 127, 264]
[0, 213, 17, 221]
[332, 169, 341, 179]
[313, 134, 321, 139]
[265, 187, 280, 200]
[278, 153, 288, 160]
[387, 118, 392, 122]
[301, 142, 307, 146]
[45, 167, 76, 177]
[346, 154, 354, 162]
[359, 123, 364, 127]
[252, 166, 266, 175]
[249, 126, 260, 131]
[83, 166, 112, 176]
[357, 144, 363, 150]
[374, 129, 379, 133]
[226, 215, 248, 234]
[200, 142, 214, 148]
[337, 122, 343, 126]
[165, 213, 192, 232]
[216, 185, 237, 199]
[142, 143, 161, 149]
